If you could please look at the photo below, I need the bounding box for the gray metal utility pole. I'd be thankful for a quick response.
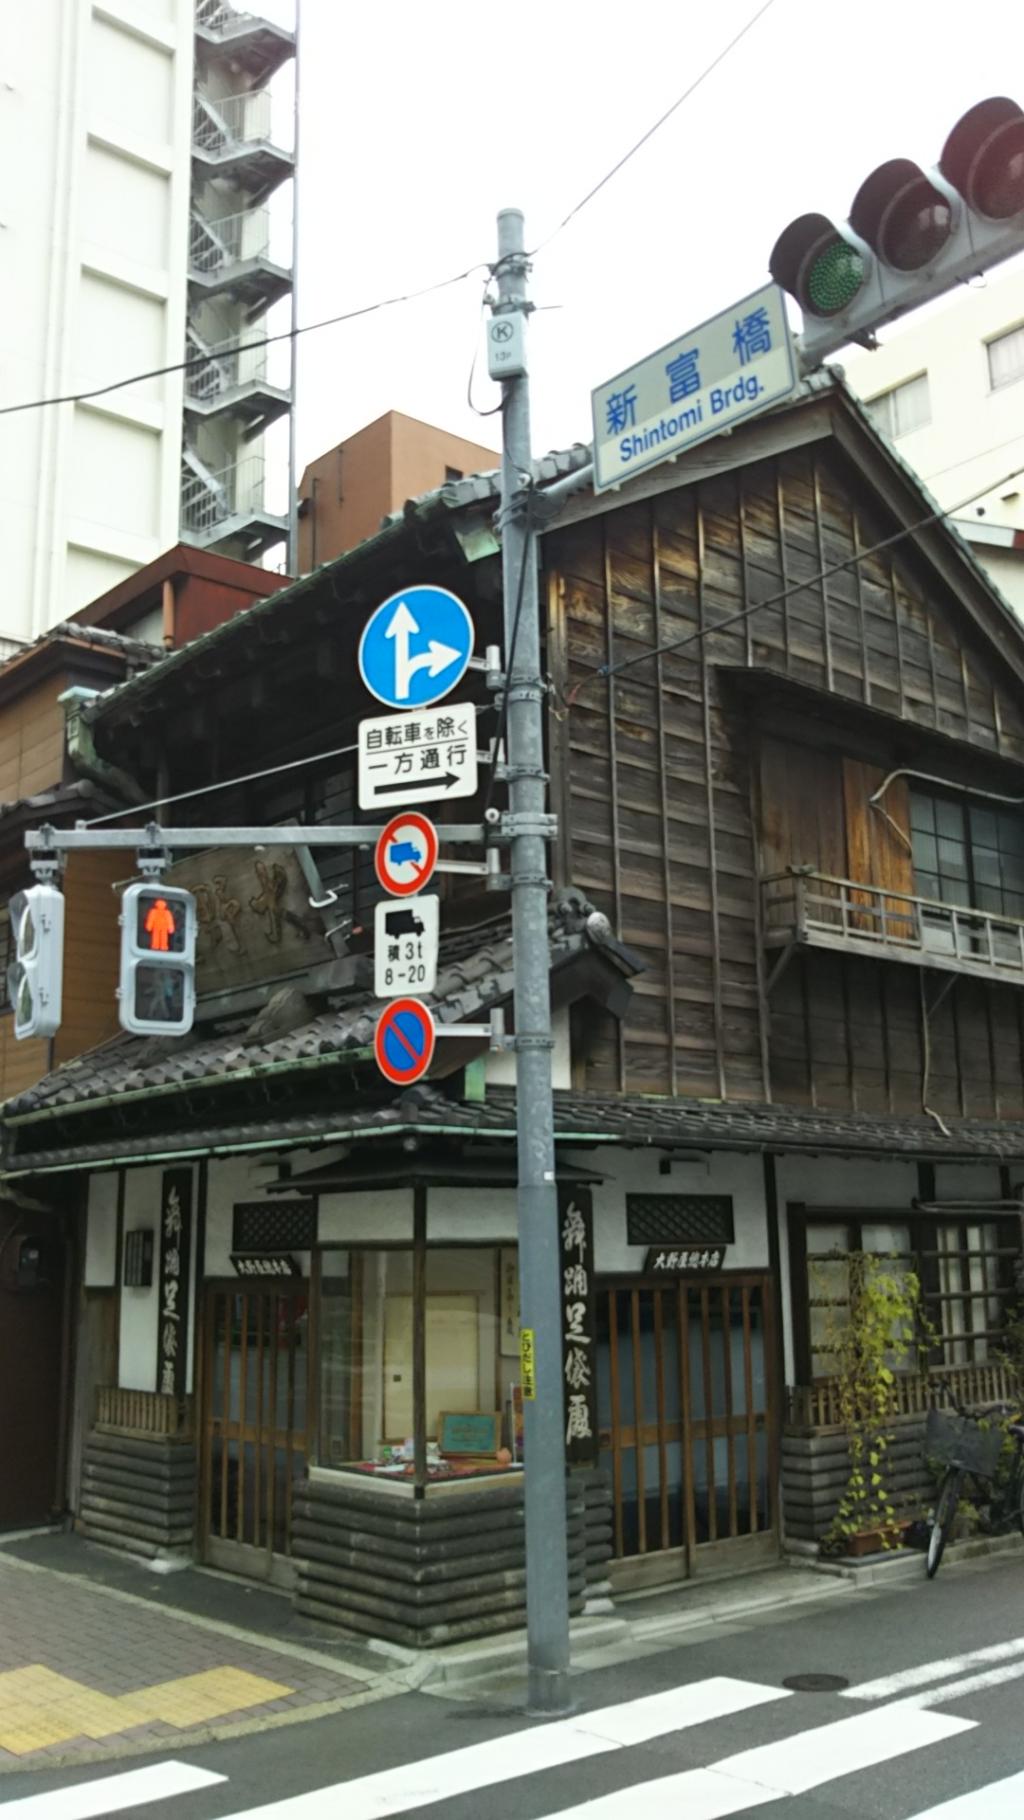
[493,207,571,1716]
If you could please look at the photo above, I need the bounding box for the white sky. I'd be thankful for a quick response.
[285,0,1024,475]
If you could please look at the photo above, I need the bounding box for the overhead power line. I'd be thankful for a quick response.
[0,260,489,419]
[3,3,776,422]
[86,703,500,827]
[530,0,777,257]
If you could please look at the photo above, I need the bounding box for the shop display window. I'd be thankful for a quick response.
[317,1246,521,1481]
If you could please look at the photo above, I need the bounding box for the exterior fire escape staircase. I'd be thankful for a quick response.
[192,91,293,201]
[183,0,294,560]
[194,0,295,84]
[181,445,286,561]
[184,322,291,438]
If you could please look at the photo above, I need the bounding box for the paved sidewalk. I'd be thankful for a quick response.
[0,1534,394,1773]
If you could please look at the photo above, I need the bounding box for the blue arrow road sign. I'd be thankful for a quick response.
[358,585,475,711]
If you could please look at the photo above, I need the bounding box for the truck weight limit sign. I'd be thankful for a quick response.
[374,895,439,997]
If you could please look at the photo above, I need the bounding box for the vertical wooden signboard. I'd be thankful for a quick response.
[156,1169,192,1399]
[560,1188,597,1464]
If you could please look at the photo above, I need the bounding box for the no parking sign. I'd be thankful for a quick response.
[373,997,435,1085]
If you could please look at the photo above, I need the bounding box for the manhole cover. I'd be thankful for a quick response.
[782,1673,850,1693]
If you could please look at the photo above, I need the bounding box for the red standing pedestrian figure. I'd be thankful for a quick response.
[144,896,176,952]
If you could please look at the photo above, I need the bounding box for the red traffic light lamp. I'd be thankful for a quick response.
[770,96,1024,369]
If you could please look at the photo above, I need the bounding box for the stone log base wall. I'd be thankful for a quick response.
[783,1412,934,1543]
[77,1429,196,1561]
[293,1469,613,1648]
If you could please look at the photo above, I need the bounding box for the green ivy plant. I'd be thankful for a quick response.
[813,1251,930,1555]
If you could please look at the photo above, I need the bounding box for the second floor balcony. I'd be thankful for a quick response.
[761,866,1024,988]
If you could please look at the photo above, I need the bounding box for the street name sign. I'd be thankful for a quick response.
[374,894,439,997]
[358,584,475,710]
[358,703,478,811]
[591,282,798,494]
[374,811,439,896]
[374,996,435,1085]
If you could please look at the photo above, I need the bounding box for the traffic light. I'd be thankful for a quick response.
[7,884,64,1040]
[770,96,1024,368]
[119,882,196,1036]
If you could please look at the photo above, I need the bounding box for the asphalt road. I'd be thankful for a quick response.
[7,1551,1024,1820]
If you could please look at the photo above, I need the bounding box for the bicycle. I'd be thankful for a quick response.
[925,1394,1024,1579]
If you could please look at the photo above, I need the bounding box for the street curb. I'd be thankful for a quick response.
[808,1528,1024,1586]
[411,1617,631,1689]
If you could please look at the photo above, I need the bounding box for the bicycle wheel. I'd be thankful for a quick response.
[927,1468,961,1578]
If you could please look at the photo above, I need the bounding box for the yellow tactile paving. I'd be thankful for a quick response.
[0,1664,294,1756]
[127,1667,294,1727]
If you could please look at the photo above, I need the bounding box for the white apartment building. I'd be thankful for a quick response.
[845,261,1024,613]
[0,0,294,653]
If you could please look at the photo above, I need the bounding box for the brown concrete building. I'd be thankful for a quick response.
[296,411,500,570]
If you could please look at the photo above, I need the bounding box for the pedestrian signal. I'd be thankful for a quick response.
[119,883,196,1035]
[8,884,64,1040]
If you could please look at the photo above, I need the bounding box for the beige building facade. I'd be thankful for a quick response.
[845,261,1024,611]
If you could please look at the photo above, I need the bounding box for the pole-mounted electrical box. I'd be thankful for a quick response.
[487,311,527,382]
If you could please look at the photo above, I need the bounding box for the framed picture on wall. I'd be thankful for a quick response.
[499,1248,519,1356]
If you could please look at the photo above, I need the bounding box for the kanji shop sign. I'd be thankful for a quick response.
[168,846,330,996]
[645,1245,727,1274]
[156,1170,192,1399]
[357,704,478,810]
[560,1190,597,1463]
[230,1253,300,1278]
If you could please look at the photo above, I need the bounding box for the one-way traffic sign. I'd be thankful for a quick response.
[358,704,478,810]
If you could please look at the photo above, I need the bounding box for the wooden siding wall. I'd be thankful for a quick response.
[549,447,1024,1113]
[760,743,914,900]
[0,679,66,803]
[54,851,124,1066]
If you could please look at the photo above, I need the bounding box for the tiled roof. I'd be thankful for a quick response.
[0,777,123,825]
[2,890,637,1120]
[7,1082,1024,1178]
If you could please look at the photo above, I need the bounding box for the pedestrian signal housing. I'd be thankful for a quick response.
[770,96,1024,366]
[8,884,64,1040]
[119,882,196,1036]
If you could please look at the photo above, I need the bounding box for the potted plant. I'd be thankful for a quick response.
[813,1250,929,1558]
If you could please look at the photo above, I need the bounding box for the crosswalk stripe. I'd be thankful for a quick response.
[901,1770,1024,1818]
[894,1657,1024,1710]
[844,1634,1024,1699]
[514,1706,975,1820]
[218,1676,789,1819]
[0,1760,226,1819]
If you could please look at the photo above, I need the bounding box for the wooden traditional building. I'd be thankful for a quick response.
[0,548,286,1532]
[5,375,1024,1629]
